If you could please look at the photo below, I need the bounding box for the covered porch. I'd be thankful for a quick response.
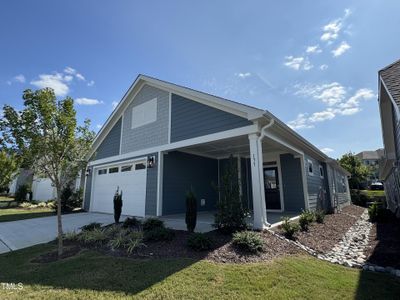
[159,130,308,229]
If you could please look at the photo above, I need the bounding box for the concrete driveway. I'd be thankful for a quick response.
[0,212,121,254]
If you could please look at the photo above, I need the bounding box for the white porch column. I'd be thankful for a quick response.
[248,133,269,229]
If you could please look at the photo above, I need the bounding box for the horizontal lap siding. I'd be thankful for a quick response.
[94,118,122,160]
[121,85,169,153]
[163,151,218,215]
[170,94,252,142]
[305,156,329,211]
[280,154,305,211]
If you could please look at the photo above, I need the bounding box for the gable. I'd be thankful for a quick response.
[170,93,252,142]
[92,117,122,160]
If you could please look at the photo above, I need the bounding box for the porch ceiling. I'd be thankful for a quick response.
[178,134,292,159]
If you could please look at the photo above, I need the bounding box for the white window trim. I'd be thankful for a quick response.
[319,165,324,179]
[131,98,158,129]
[307,159,314,176]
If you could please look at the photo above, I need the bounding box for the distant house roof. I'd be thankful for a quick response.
[380,59,400,107]
[356,149,384,160]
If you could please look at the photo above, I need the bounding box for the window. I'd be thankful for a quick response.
[135,163,146,170]
[98,169,107,175]
[131,98,157,129]
[121,165,132,172]
[319,165,324,179]
[109,167,119,173]
[307,159,313,175]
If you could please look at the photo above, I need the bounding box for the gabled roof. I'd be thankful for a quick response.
[356,149,384,160]
[379,59,400,107]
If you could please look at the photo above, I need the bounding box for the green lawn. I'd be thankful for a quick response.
[0,196,15,201]
[0,208,54,222]
[360,190,386,198]
[0,244,399,299]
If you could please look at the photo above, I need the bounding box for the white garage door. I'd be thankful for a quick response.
[91,159,147,217]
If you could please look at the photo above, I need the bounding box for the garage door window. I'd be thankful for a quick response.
[121,165,132,172]
[109,167,119,173]
[135,163,146,170]
[98,169,107,175]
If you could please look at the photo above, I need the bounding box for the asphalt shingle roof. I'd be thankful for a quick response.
[380,59,400,107]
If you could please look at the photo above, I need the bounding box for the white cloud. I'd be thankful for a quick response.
[235,72,251,78]
[64,75,73,82]
[31,73,70,96]
[284,56,313,71]
[76,73,85,81]
[64,66,76,75]
[14,74,26,83]
[87,80,95,87]
[306,45,322,54]
[96,124,103,129]
[320,9,351,42]
[320,64,328,70]
[112,101,119,109]
[320,147,334,154]
[332,41,351,57]
[289,83,375,129]
[75,97,103,105]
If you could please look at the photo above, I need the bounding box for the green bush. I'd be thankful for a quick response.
[113,189,122,223]
[143,218,164,231]
[185,189,197,233]
[314,210,325,223]
[232,231,263,253]
[214,156,248,233]
[144,227,175,241]
[281,217,299,240]
[123,217,142,229]
[78,228,108,246]
[299,210,314,231]
[126,231,145,254]
[187,233,213,251]
[15,184,30,202]
[80,222,102,231]
[108,229,130,250]
[368,202,390,222]
[64,231,80,241]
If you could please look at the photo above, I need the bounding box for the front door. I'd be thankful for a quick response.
[263,167,281,210]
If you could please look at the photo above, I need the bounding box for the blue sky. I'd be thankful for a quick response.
[1,1,399,158]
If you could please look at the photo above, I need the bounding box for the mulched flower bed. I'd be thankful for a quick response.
[365,215,400,269]
[274,205,365,253]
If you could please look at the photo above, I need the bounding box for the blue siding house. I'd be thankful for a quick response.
[83,75,351,229]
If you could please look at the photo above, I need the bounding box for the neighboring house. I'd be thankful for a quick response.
[378,59,400,217]
[355,149,384,188]
[84,75,351,229]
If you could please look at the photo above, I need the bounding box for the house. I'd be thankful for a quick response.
[84,75,351,229]
[378,59,400,217]
[355,149,384,188]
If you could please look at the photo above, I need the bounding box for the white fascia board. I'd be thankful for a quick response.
[88,124,259,166]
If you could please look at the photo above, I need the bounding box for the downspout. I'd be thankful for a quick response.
[256,118,275,227]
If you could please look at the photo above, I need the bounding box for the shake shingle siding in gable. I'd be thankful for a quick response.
[170,94,252,142]
[121,85,169,154]
[94,118,122,160]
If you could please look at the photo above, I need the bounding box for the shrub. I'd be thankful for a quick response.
[108,229,129,250]
[187,233,213,251]
[15,184,30,202]
[78,228,108,245]
[123,217,142,229]
[80,222,102,231]
[232,231,263,253]
[113,189,123,223]
[126,232,145,254]
[299,210,314,231]
[143,218,164,231]
[64,231,80,241]
[51,186,82,213]
[368,202,390,222]
[281,217,299,240]
[144,227,175,241]
[314,210,325,223]
[185,189,197,233]
[19,202,33,208]
[106,224,124,237]
[214,156,248,233]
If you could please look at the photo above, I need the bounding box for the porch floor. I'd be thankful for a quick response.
[160,210,300,232]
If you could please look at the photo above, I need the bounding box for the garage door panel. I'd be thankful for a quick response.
[91,161,147,217]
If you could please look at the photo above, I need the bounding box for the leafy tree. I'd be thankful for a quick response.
[338,152,371,190]
[0,88,95,256]
[0,150,19,191]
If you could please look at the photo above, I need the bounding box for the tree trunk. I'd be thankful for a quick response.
[56,187,63,257]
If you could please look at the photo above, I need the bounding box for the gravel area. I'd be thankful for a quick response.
[275,205,365,253]
[365,216,400,269]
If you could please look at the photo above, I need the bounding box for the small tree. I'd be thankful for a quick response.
[113,188,123,223]
[185,189,197,232]
[0,150,19,191]
[214,155,247,233]
[0,88,95,256]
[338,152,371,190]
